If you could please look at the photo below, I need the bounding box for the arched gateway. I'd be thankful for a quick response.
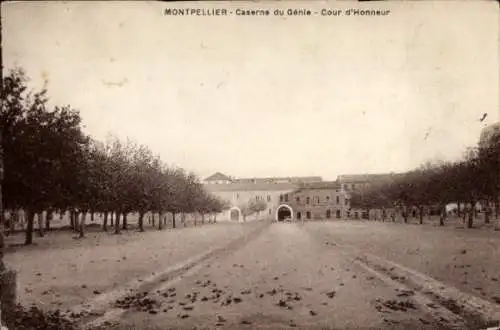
[228,207,242,222]
[275,204,294,222]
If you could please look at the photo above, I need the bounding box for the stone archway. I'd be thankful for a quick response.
[228,207,241,222]
[275,204,294,222]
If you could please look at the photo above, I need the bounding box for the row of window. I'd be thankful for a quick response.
[296,209,342,219]
[280,194,349,205]
[236,193,350,206]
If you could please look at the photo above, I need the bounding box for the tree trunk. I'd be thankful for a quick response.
[10,209,19,235]
[114,212,121,234]
[214,214,217,223]
[91,211,95,222]
[152,213,155,227]
[201,214,205,225]
[79,211,86,238]
[439,204,446,226]
[403,207,408,224]
[25,210,35,245]
[37,212,44,237]
[485,200,491,224]
[467,201,474,228]
[110,212,114,226]
[138,212,145,232]
[495,197,499,219]
[418,205,424,225]
[70,211,76,230]
[45,209,53,231]
[172,212,176,229]
[122,213,128,230]
[457,201,462,218]
[103,211,108,231]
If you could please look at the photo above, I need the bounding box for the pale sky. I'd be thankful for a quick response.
[3,1,499,181]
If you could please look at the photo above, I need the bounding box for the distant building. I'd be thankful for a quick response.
[203,172,399,222]
[203,174,323,222]
[479,122,500,150]
[336,173,404,219]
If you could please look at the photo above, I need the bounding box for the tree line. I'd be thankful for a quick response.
[1,68,230,245]
[350,130,500,228]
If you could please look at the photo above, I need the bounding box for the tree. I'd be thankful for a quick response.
[2,69,89,244]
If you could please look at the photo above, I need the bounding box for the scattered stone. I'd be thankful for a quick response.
[93,290,101,295]
[241,320,252,325]
[217,315,226,322]
[325,291,336,299]
[309,310,317,316]
[233,297,242,303]
[183,306,194,311]
[267,289,278,296]
[460,249,467,254]
[241,289,251,295]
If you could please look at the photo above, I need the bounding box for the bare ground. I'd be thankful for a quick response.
[3,220,263,312]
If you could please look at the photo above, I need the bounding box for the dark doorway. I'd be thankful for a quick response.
[297,212,301,220]
[306,211,311,219]
[336,210,341,218]
[326,210,331,219]
[277,206,292,222]
[230,209,240,221]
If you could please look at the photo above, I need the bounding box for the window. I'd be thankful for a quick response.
[336,210,341,218]
[326,210,331,218]
[313,196,320,205]
[284,194,289,202]
[269,209,272,215]
[306,211,311,219]
[297,212,301,220]
[345,198,349,206]
[351,184,355,190]
[236,193,239,199]
[355,212,359,219]
[256,196,259,201]
[326,196,330,201]
[280,194,283,202]
[267,195,271,202]
[306,197,310,205]
[296,196,300,203]
[336,196,340,204]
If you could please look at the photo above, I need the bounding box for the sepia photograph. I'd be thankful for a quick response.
[0,1,499,329]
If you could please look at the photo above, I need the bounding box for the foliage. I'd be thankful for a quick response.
[1,67,224,243]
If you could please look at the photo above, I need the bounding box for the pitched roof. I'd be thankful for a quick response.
[296,181,341,190]
[336,173,402,183]
[203,172,232,182]
[233,176,322,184]
[204,182,299,192]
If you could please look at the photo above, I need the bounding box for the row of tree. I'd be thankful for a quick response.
[350,129,500,228]
[1,68,230,245]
